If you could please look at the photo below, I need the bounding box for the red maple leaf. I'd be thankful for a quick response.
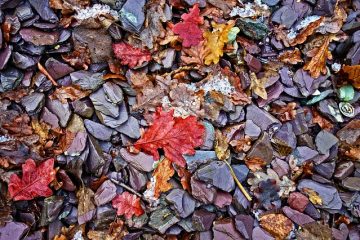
[112,42,151,68]
[134,107,205,167]
[8,158,56,201]
[173,4,204,47]
[112,192,144,219]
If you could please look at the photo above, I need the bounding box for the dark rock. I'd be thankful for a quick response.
[303,203,321,220]
[128,166,147,191]
[119,148,154,172]
[233,187,251,210]
[86,135,105,176]
[166,189,196,218]
[252,227,274,240]
[244,54,261,73]
[282,206,314,226]
[84,119,113,141]
[313,0,336,16]
[244,120,261,139]
[184,151,217,173]
[287,192,309,212]
[315,130,338,154]
[228,105,245,123]
[93,205,116,229]
[298,179,342,210]
[261,0,280,6]
[342,177,360,191]
[201,121,215,150]
[332,223,349,240]
[346,42,360,65]
[236,18,268,40]
[191,177,217,204]
[290,111,309,135]
[235,215,253,240]
[40,196,64,226]
[21,92,45,115]
[213,218,244,240]
[314,161,336,179]
[336,120,360,145]
[0,45,12,70]
[72,99,94,118]
[96,101,129,128]
[178,217,196,232]
[90,88,120,118]
[94,180,117,206]
[15,3,34,21]
[232,165,249,183]
[41,107,59,128]
[246,132,273,164]
[214,191,232,208]
[297,133,315,149]
[29,0,58,22]
[57,169,76,191]
[119,0,146,34]
[334,161,354,180]
[65,131,87,156]
[246,104,280,131]
[292,146,318,165]
[318,99,343,123]
[149,208,179,234]
[19,28,59,45]
[45,58,74,80]
[195,161,235,192]
[273,123,297,151]
[70,71,103,91]
[103,82,124,104]
[271,6,297,28]
[192,209,216,231]
[0,221,29,240]
[46,99,72,128]
[115,116,141,139]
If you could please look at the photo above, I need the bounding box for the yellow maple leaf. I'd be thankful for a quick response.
[204,21,234,65]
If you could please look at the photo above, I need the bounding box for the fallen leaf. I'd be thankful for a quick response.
[250,72,267,99]
[278,48,303,65]
[133,85,166,111]
[87,219,127,240]
[273,25,291,48]
[303,35,332,78]
[174,166,191,192]
[134,107,205,167]
[290,17,324,46]
[77,187,96,224]
[50,85,91,103]
[297,221,332,240]
[0,88,29,102]
[112,192,144,219]
[180,40,206,65]
[31,119,51,145]
[311,108,334,130]
[8,158,56,201]
[317,6,347,34]
[229,136,252,153]
[302,188,323,205]
[215,129,230,161]
[245,156,267,172]
[173,4,204,47]
[152,158,175,198]
[113,42,151,68]
[2,114,33,137]
[260,213,293,240]
[270,102,297,122]
[204,21,234,65]
[62,45,92,70]
[341,65,360,89]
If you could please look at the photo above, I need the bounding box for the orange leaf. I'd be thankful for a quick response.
[311,108,334,130]
[50,85,91,103]
[152,158,175,198]
[112,192,144,219]
[260,213,294,240]
[341,65,360,89]
[245,157,266,172]
[290,17,324,46]
[278,48,303,65]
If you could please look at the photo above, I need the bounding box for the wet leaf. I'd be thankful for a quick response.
[113,42,151,68]
[50,85,91,103]
[297,221,332,240]
[215,129,230,161]
[134,107,205,167]
[270,102,297,122]
[260,213,293,240]
[290,17,324,46]
[112,191,144,219]
[152,158,174,198]
[62,46,92,70]
[8,158,56,201]
[311,108,334,130]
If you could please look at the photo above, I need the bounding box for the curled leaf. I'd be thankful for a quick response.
[278,48,303,65]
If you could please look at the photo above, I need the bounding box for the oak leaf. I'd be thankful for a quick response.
[245,156,267,172]
[152,158,174,198]
[278,48,303,65]
[311,108,334,130]
[341,65,360,89]
[113,42,151,68]
[181,41,207,65]
[8,158,56,201]
[51,85,91,103]
[173,4,204,47]
[112,192,144,219]
[204,21,234,65]
[289,17,324,46]
[260,213,294,240]
[303,36,332,78]
[249,72,267,99]
[134,107,205,167]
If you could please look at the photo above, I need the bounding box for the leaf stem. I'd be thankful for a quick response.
[224,160,252,202]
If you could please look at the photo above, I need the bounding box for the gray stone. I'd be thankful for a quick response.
[90,88,119,118]
[84,119,113,141]
[86,135,105,177]
[342,177,360,191]
[128,166,147,191]
[72,99,94,118]
[115,116,140,139]
[244,120,261,139]
[334,161,354,180]
[232,165,249,183]
[94,180,117,206]
[292,146,318,165]
[252,227,275,240]
[246,104,280,131]
[46,99,72,128]
[166,189,196,218]
[45,58,74,79]
[149,208,179,234]
[282,206,314,226]
[213,218,243,240]
[119,0,145,34]
[315,130,339,155]
[201,121,215,150]
[41,107,59,128]
[191,177,216,204]
[184,151,217,173]
[70,71,103,91]
[0,222,29,240]
[96,101,128,128]
[21,92,45,115]
[119,148,154,172]
[103,82,123,104]
[192,209,216,231]
[235,214,254,239]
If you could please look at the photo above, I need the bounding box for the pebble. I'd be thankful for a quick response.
[84,119,113,141]
[119,148,154,172]
[166,189,196,218]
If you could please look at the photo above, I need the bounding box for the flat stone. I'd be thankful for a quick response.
[246,104,280,131]
[287,192,309,212]
[70,71,103,91]
[314,161,336,179]
[119,0,146,34]
[271,159,289,178]
[233,187,251,211]
[0,222,29,240]
[292,146,318,165]
[19,28,59,45]
[177,218,196,232]
[273,123,297,150]
[94,180,117,206]
[235,214,254,239]
[191,177,217,204]
[115,116,140,139]
[271,6,297,28]
[201,121,215,150]
[166,189,196,218]
[128,166,147,191]
[86,135,105,177]
[195,161,235,192]
[318,99,344,123]
[149,208,179,234]
[90,88,119,118]
[244,120,261,139]
[213,218,244,240]
[72,99,94,118]
[289,111,309,135]
[192,209,216,231]
[45,58,74,80]
[252,227,274,240]
[103,82,123,105]
[119,148,154,172]
[65,131,87,157]
[96,101,128,128]
[334,161,354,180]
[232,165,249,183]
[184,151,217,173]
[84,119,113,141]
[298,179,342,211]
[315,130,339,155]
[342,177,360,191]
[336,120,360,145]
[214,191,232,208]
[41,107,59,128]
[46,99,72,128]
[21,92,45,115]
[282,206,315,227]
[246,132,273,164]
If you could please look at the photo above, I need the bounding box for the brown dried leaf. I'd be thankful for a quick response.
[278,48,303,65]
[31,119,51,145]
[317,6,347,34]
[297,221,332,240]
[250,72,267,99]
[88,219,127,240]
[290,17,324,46]
[0,88,29,102]
[152,158,175,198]
[174,165,191,192]
[50,85,91,103]
[273,25,291,48]
[181,41,207,65]
[341,65,360,89]
[311,108,334,130]
[245,157,267,172]
[229,136,252,153]
[302,188,323,205]
[303,36,332,78]
[260,213,294,240]
[62,46,91,70]
[2,114,33,137]
[270,102,297,122]
[77,187,96,224]
[215,129,230,161]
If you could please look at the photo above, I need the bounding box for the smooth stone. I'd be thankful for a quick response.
[235,215,254,239]
[246,132,273,164]
[46,99,72,128]
[334,162,355,180]
[94,180,117,206]
[195,161,235,192]
[115,116,140,139]
[191,177,217,204]
[21,92,45,115]
[28,0,58,22]
[65,131,87,157]
[192,209,216,231]
[96,101,128,128]
[184,151,217,173]
[166,189,196,218]
[119,148,154,172]
[315,130,339,155]
[292,146,318,165]
[41,107,59,128]
[214,191,232,208]
[45,58,74,80]
[149,208,180,234]
[342,177,360,191]
[298,179,342,210]
[246,104,280,131]
[213,218,244,240]
[128,166,147,191]
[244,120,261,139]
[303,203,321,220]
[84,119,113,141]
[282,206,314,227]
[314,161,336,179]
[252,227,275,240]
[103,82,124,105]
[271,6,297,28]
[19,28,59,45]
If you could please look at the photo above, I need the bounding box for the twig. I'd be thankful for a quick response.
[38,62,58,86]
[224,160,252,202]
[111,179,147,200]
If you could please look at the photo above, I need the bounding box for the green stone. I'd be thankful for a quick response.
[305,90,332,105]
[228,27,240,42]
[338,85,355,102]
[236,19,268,40]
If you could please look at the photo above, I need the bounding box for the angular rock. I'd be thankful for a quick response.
[94,180,117,206]
[65,131,87,156]
[336,120,360,145]
[232,165,249,183]
[235,215,254,240]
[246,132,273,164]
[233,187,251,210]
[90,88,119,118]
[315,130,339,155]
[192,209,216,231]
[201,121,215,150]
[287,192,309,212]
[116,116,141,139]
[96,101,128,128]
[314,161,336,179]
[342,177,360,191]
[21,92,45,115]
[334,161,354,180]
[166,189,196,218]
[149,208,179,234]
[119,148,154,172]
[282,206,314,227]
[318,99,343,123]
[0,222,29,240]
[271,6,297,28]
[72,99,94,118]
[213,218,244,240]
[214,191,232,208]
[45,58,74,80]
[246,104,280,131]
[191,177,217,204]
[128,166,147,191]
[29,0,58,22]
[292,146,318,165]
[41,107,59,128]
[86,135,105,176]
[244,120,261,139]
[70,71,103,91]
[273,123,297,150]
[252,227,274,240]
[84,119,113,141]
[195,161,235,192]
[119,0,146,33]
[271,159,289,178]
[184,151,217,173]
[0,46,12,70]
[103,82,123,105]
[46,99,72,128]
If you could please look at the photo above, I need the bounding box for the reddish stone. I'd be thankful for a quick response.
[287,192,309,212]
